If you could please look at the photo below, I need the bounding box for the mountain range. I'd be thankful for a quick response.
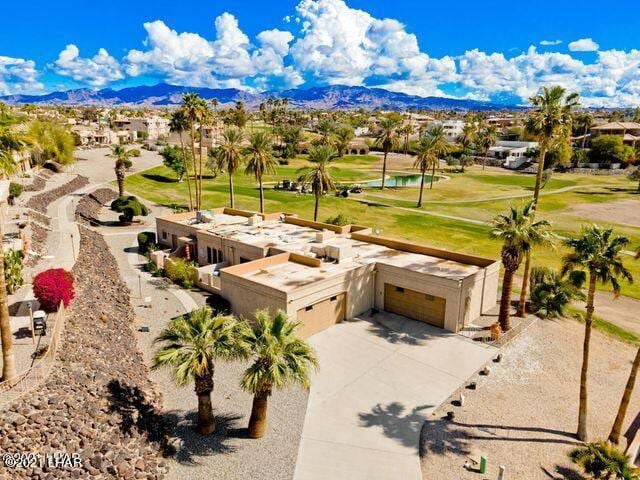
[0,83,516,111]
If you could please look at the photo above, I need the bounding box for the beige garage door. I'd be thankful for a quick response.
[384,284,446,328]
[296,293,346,339]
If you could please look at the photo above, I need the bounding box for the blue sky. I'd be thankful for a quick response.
[1,0,639,106]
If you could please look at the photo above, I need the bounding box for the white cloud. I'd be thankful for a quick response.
[540,39,562,46]
[53,44,124,87]
[568,38,599,52]
[0,55,44,96]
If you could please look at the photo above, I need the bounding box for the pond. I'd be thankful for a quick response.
[361,173,440,188]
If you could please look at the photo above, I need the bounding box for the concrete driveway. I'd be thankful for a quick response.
[294,313,497,480]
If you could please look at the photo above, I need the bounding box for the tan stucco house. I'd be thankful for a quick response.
[155,208,499,338]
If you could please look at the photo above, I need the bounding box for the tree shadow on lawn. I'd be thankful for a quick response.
[142,173,178,183]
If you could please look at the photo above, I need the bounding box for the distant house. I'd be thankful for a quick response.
[590,122,640,147]
[427,120,464,142]
[113,116,170,142]
[354,126,370,137]
[488,141,538,169]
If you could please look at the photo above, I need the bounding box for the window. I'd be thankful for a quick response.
[162,231,167,240]
[395,286,405,293]
[330,296,338,302]
[217,249,224,262]
[207,247,215,264]
[305,305,313,311]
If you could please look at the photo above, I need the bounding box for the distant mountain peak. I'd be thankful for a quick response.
[0,83,516,110]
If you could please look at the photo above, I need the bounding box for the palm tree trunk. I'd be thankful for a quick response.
[381,150,388,190]
[516,253,531,317]
[417,167,426,208]
[498,267,514,331]
[115,163,125,197]
[430,159,437,189]
[228,172,235,209]
[248,387,271,438]
[533,144,548,205]
[0,219,16,382]
[195,373,215,435]
[577,273,597,441]
[581,125,588,149]
[608,346,640,444]
[313,194,320,222]
[198,135,205,210]
[179,132,194,210]
[189,123,200,210]
[258,178,264,214]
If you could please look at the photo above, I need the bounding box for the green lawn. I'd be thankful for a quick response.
[124,160,640,299]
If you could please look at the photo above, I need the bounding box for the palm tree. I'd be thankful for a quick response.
[457,121,477,154]
[153,307,249,435]
[425,125,451,190]
[374,117,401,189]
[518,87,579,317]
[574,111,594,149]
[241,310,318,438]
[169,110,193,210]
[475,124,498,170]
[570,441,640,479]
[245,132,277,213]
[399,124,414,156]
[529,266,585,318]
[609,346,640,445]
[0,129,22,381]
[334,125,354,157]
[490,201,553,332]
[562,226,633,441]
[298,145,337,221]
[526,86,579,206]
[109,145,136,197]
[413,136,437,208]
[317,119,335,146]
[211,127,244,208]
[182,93,208,210]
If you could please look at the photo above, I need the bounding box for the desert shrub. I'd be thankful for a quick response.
[33,268,75,312]
[111,196,149,222]
[324,214,351,226]
[137,231,156,254]
[4,249,24,294]
[124,158,133,169]
[128,148,141,157]
[9,182,23,199]
[164,257,197,288]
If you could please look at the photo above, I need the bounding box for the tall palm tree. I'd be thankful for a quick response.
[298,145,337,221]
[609,346,640,445]
[317,119,335,146]
[374,117,401,189]
[475,124,498,170]
[574,111,594,149]
[153,307,249,435]
[245,132,277,213]
[0,129,22,381]
[182,93,208,210]
[517,87,579,317]
[413,136,437,208]
[211,127,245,208]
[399,124,414,156]
[562,226,633,441]
[424,124,451,190]
[109,145,136,197]
[169,109,193,210]
[334,125,354,157]
[490,200,553,332]
[457,121,477,154]
[241,310,318,438]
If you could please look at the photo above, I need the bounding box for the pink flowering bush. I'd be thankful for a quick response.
[33,268,75,312]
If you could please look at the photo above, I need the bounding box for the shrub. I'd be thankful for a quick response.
[137,232,157,255]
[33,268,75,312]
[164,258,197,288]
[530,267,585,318]
[9,182,23,199]
[111,196,149,222]
[4,249,24,294]
[128,148,141,157]
[124,158,133,169]
[324,214,351,226]
[570,441,639,479]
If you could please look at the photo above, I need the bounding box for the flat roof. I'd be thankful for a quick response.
[159,209,493,288]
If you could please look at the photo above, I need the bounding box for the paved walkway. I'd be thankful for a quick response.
[294,313,496,480]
